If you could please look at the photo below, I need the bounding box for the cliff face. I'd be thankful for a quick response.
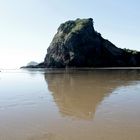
[44,18,140,68]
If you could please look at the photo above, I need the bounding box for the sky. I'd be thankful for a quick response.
[0,0,140,69]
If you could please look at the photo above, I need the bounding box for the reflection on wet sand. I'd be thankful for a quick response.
[44,69,140,120]
[29,132,65,140]
[1,69,140,140]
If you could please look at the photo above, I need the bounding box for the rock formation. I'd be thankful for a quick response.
[21,61,44,68]
[27,61,38,66]
[43,18,140,68]
[21,18,140,68]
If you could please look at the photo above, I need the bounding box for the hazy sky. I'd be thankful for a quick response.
[0,0,140,69]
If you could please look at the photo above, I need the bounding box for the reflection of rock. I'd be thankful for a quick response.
[29,132,65,140]
[44,70,140,120]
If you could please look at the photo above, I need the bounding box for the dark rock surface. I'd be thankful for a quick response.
[43,18,140,68]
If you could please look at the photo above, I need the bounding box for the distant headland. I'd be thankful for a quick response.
[21,18,140,68]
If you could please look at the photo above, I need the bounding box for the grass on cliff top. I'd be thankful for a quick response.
[123,48,139,55]
[58,18,92,35]
[71,18,92,33]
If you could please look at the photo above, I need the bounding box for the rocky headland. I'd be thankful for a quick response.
[21,61,44,68]
[22,18,140,68]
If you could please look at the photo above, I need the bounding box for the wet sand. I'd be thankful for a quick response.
[0,69,140,140]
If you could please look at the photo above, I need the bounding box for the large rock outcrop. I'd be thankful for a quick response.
[43,18,140,68]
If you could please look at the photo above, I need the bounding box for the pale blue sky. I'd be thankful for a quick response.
[0,0,140,68]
